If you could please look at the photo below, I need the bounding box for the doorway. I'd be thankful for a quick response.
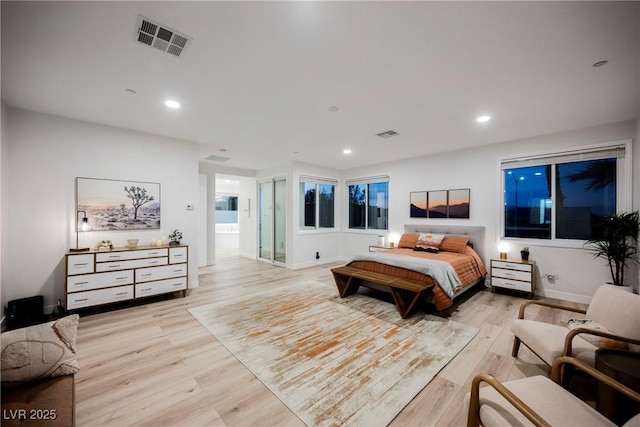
[258,178,286,264]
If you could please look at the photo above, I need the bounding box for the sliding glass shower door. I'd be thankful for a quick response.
[259,178,286,264]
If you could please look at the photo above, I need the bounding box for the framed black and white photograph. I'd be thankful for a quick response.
[447,188,470,218]
[410,191,427,218]
[76,177,161,231]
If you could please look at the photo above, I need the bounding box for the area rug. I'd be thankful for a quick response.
[188,281,477,427]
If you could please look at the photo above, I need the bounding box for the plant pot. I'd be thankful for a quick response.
[520,251,529,261]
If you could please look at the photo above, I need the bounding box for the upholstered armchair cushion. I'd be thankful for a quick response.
[585,285,640,351]
[511,320,598,366]
[463,375,615,427]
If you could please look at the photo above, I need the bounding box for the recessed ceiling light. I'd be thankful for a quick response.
[592,60,608,68]
[476,115,491,123]
[343,149,352,155]
[125,89,137,94]
[328,106,339,112]
[165,100,180,109]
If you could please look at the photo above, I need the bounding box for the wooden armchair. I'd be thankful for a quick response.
[511,285,640,367]
[465,356,640,427]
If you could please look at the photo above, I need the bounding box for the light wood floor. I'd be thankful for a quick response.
[75,253,587,427]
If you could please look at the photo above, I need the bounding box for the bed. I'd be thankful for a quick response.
[338,225,487,314]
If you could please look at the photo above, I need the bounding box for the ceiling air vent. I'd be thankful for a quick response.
[376,130,400,139]
[205,155,231,162]
[135,15,191,58]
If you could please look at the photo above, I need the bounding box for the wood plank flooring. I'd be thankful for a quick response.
[75,252,587,426]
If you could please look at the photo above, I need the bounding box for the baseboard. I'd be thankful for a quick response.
[189,279,200,289]
[239,251,256,260]
[290,256,343,270]
[535,289,593,305]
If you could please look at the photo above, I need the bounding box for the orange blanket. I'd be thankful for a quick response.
[348,246,486,311]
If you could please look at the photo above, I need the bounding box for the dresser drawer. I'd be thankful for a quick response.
[136,277,187,298]
[492,277,532,292]
[96,248,168,262]
[67,254,95,275]
[492,267,532,282]
[491,260,532,273]
[169,247,187,264]
[96,257,168,272]
[67,285,134,309]
[67,270,134,292]
[135,263,187,283]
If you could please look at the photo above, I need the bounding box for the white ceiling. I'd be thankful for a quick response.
[2,1,639,171]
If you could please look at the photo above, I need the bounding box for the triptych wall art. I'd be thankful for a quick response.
[76,177,161,231]
[410,188,470,219]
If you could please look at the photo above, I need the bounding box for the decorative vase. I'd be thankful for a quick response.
[520,251,529,261]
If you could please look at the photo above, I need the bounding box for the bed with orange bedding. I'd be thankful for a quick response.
[344,226,488,312]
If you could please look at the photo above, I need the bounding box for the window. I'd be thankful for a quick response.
[299,178,336,230]
[347,177,389,230]
[215,195,238,224]
[502,142,629,241]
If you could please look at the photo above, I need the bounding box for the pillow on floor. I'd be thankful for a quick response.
[567,319,629,350]
[1,314,80,383]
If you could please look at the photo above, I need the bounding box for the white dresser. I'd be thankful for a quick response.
[490,258,535,298]
[66,245,188,310]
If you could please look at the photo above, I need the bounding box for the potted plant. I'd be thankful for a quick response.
[520,246,530,261]
[168,229,183,245]
[584,211,640,287]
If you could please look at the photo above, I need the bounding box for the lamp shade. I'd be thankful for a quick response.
[497,242,511,253]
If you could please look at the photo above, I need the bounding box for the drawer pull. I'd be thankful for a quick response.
[74,298,89,302]
[116,292,128,296]
[141,288,151,292]
[149,252,159,255]
[116,276,128,280]
[173,283,182,287]
[173,269,183,273]
[174,254,184,258]
[73,263,88,267]
[109,264,121,269]
[148,261,159,265]
[108,255,120,259]
[75,281,89,285]
[141,273,152,277]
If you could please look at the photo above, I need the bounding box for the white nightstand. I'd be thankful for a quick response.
[490,258,536,298]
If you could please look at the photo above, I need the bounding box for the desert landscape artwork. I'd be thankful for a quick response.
[410,188,470,219]
[76,177,161,231]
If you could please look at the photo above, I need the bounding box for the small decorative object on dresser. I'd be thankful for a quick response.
[490,258,535,298]
[168,229,182,245]
[127,239,139,248]
[520,246,530,261]
[94,240,114,251]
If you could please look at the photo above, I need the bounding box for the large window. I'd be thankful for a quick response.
[347,178,389,230]
[502,143,629,241]
[299,178,336,230]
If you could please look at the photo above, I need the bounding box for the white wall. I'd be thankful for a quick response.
[343,120,637,303]
[4,108,201,313]
[1,103,8,318]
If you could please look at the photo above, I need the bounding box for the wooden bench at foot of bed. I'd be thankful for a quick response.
[331,266,435,319]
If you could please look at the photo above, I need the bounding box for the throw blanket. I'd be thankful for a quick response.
[351,252,462,298]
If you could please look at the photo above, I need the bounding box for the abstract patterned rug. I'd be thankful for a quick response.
[189,281,477,427]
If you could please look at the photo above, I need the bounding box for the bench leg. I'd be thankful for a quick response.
[332,273,362,298]
[390,288,430,319]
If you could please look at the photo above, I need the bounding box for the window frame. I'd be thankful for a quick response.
[345,176,390,233]
[298,176,337,233]
[498,140,632,248]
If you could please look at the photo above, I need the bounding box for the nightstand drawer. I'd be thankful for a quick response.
[492,277,532,292]
[492,267,532,282]
[492,260,532,273]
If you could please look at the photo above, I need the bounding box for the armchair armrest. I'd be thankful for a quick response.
[467,373,551,427]
[517,300,587,319]
[563,328,640,358]
[551,356,640,404]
